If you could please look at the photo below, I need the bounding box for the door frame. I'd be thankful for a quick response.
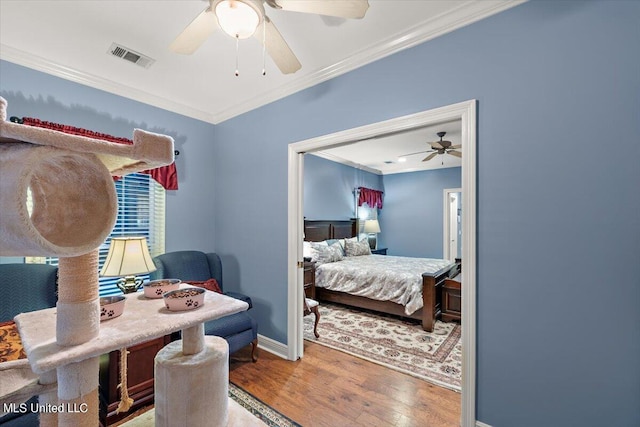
[287,99,477,427]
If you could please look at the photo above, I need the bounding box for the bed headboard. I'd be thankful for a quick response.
[304,219,357,242]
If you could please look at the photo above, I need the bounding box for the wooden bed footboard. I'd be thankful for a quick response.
[315,263,455,332]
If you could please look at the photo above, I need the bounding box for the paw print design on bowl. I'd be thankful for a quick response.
[99,296,126,321]
[163,288,205,312]
[143,279,181,299]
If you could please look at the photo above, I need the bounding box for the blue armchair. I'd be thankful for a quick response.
[150,251,258,362]
[0,263,58,427]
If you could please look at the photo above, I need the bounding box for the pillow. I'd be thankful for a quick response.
[345,239,372,257]
[188,278,222,293]
[311,242,344,264]
[305,240,327,262]
[0,321,27,362]
[303,241,313,258]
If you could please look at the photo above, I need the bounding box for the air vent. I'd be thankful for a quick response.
[108,43,155,69]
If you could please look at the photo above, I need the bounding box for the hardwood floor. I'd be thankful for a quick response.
[229,342,461,427]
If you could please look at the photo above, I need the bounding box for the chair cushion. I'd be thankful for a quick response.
[204,312,255,338]
[0,321,27,362]
[305,298,319,309]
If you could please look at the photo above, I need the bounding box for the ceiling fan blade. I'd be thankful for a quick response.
[268,0,369,19]
[448,150,462,158]
[422,152,438,162]
[254,16,302,74]
[169,8,218,54]
[401,150,430,157]
[450,144,462,149]
[431,141,444,149]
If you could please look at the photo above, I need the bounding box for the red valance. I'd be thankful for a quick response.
[358,187,384,209]
[20,117,178,190]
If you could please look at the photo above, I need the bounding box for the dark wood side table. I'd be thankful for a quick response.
[303,261,316,299]
[371,247,388,255]
[99,334,175,425]
[441,274,461,323]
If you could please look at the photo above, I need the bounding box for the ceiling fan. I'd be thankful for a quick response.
[169,0,370,75]
[402,132,462,162]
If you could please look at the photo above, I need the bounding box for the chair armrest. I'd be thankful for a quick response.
[224,291,252,309]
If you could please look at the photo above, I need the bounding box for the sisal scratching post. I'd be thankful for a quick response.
[55,250,101,426]
[57,251,101,346]
[155,336,229,427]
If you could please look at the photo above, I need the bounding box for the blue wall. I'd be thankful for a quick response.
[0,62,218,255]
[211,2,640,426]
[1,1,639,425]
[381,167,461,258]
[303,154,382,220]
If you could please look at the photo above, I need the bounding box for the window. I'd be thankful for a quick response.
[27,173,165,296]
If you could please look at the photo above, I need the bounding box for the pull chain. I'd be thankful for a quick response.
[235,34,239,77]
[262,19,266,76]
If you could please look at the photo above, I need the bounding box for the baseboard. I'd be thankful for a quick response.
[256,333,288,359]
[476,421,493,427]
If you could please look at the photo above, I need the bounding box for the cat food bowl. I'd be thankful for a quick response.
[163,288,206,311]
[100,296,126,321]
[143,278,181,299]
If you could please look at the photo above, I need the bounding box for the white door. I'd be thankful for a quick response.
[449,193,458,259]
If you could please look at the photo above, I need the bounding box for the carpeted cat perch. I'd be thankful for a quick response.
[0,97,259,427]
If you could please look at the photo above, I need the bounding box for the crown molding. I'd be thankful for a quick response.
[0,44,214,123]
[1,1,524,125]
[210,0,525,123]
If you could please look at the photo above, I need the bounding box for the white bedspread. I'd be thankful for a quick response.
[315,255,454,315]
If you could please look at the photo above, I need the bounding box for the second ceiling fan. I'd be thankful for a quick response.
[170,0,370,75]
[402,131,462,163]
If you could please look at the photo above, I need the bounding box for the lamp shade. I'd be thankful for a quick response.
[363,219,381,233]
[100,237,156,277]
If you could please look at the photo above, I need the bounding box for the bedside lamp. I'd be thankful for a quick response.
[100,236,156,294]
[363,219,381,250]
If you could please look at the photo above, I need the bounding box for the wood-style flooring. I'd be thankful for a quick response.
[229,341,461,427]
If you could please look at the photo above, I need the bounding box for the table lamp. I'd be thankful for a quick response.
[100,236,156,293]
[363,219,381,250]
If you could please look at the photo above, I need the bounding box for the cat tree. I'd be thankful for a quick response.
[0,97,263,426]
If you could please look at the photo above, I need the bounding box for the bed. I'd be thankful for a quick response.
[304,219,458,332]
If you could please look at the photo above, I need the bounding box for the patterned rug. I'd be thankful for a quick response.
[228,382,301,427]
[304,302,462,391]
[117,383,300,427]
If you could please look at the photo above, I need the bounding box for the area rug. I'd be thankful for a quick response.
[117,382,301,427]
[304,302,462,391]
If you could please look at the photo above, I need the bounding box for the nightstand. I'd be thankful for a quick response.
[441,274,461,323]
[303,261,316,299]
[371,247,388,255]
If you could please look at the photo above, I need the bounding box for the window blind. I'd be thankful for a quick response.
[26,173,166,296]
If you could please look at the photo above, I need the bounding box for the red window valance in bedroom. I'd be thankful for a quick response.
[358,187,384,209]
[18,117,179,190]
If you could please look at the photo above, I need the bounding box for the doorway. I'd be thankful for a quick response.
[287,99,477,427]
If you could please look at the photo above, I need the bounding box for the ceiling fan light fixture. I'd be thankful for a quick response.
[215,0,261,39]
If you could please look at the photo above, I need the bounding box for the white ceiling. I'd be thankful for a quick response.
[312,119,462,175]
[0,0,521,173]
